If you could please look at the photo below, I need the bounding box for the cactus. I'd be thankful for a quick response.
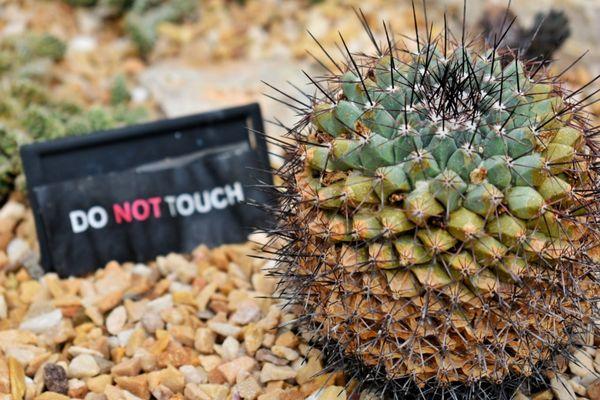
[0,33,148,203]
[267,11,599,400]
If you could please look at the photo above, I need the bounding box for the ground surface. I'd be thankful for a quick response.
[0,1,598,399]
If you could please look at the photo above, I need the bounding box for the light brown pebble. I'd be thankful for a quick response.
[185,383,229,400]
[570,378,587,396]
[243,324,264,355]
[194,328,216,354]
[199,355,222,372]
[103,384,122,400]
[255,349,287,366]
[148,365,185,393]
[217,356,257,384]
[271,345,299,361]
[111,357,141,377]
[106,306,127,335]
[570,349,595,378]
[114,375,150,400]
[235,376,262,400]
[230,300,262,325]
[274,331,299,348]
[260,363,296,383]
[552,374,577,400]
[217,336,240,361]
[86,374,113,393]
[84,393,106,400]
[34,393,70,400]
[69,354,100,379]
[531,390,553,400]
[296,357,323,385]
[179,365,208,385]
[308,386,347,400]
[588,379,600,400]
[208,321,242,338]
[68,378,88,398]
[150,385,174,400]
[141,312,164,334]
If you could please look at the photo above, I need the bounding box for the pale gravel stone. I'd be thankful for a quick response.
[259,363,296,383]
[570,349,596,378]
[552,374,577,400]
[179,365,208,385]
[19,309,62,333]
[106,305,127,335]
[69,354,101,379]
[207,321,242,337]
[0,295,6,319]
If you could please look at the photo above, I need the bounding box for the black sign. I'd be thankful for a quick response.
[21,103,272,277]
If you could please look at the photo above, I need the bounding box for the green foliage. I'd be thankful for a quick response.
[65,0,198,56]
[0,33,148,203]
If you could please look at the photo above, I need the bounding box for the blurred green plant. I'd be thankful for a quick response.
[0,33,148,203]
[65,0,198,56]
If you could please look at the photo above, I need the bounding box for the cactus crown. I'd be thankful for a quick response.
[268,9,599,399]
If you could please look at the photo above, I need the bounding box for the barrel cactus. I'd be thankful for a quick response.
[269,13,599,399]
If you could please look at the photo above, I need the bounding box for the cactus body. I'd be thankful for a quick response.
[270,17,599,399]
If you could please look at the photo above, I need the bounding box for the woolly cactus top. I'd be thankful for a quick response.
[271,22,599,399]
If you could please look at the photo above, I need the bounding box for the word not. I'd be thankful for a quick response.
[69,182,244,233]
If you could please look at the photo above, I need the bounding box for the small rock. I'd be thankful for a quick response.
[114,375,150,400]
[296,357,322,385]
[68,378,88,398]
[208,321,242,338]
[43,363,68,394]
[271,346,299,361]
[259,363,296,383]
[141,312,164,334]
[230,300,262,325]
[569,377,586,396]
[67,346,105,359]
[86,375,112,393]
[275,332,299,348]
[150,385,174,400]
[69,354,101,379]
[218,336,240,361]
[570,349,595,378]
[551,374,577,400]
[179,365,208,385]
[194,328,216,354]
[185,384,228,400]
[0,295,7,319]
[235,376,262,400]
[111,358,141,377]
[147,365,185,393]
[243,324,263,355]
[308,386,347,400]
[531,390,553,400]
[19,309,63,333]
[106,306,127,335]
[255,349,288,366]
[588,379,600,400]
[218,356,257,384]
[8,357,25,400]
[35,393,70,400]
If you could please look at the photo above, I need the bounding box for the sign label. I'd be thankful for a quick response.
[21,104,271,277]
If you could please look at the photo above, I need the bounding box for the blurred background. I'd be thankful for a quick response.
[0,0,599,201]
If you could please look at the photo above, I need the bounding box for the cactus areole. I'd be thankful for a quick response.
[267,11,600,399]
